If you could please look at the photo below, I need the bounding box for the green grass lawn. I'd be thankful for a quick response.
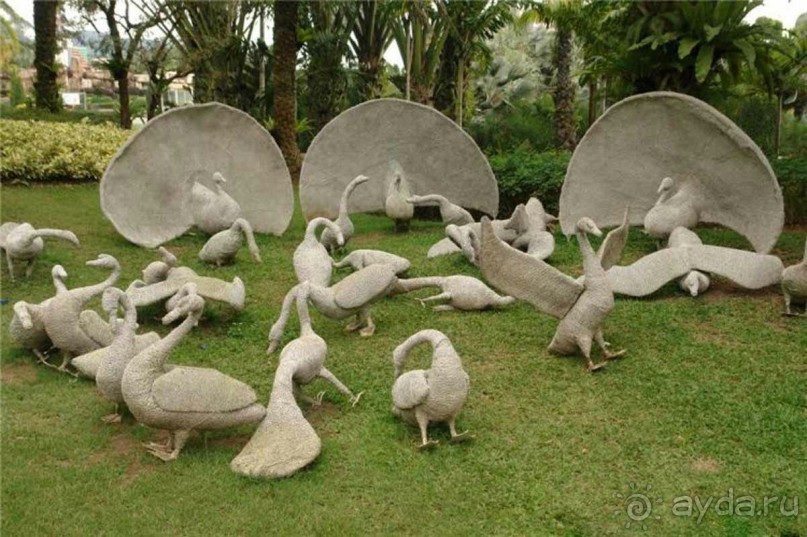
[1,184,805,536]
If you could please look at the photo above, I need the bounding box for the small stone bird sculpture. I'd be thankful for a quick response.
[391,330,470,449]
[198,218,262,266]
[0,222,79,281]
[320,174,370,252]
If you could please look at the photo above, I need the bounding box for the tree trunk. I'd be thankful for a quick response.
[552,25,577,151]
[117,75,132,129]
[456,60,464,127]
[33,0,61,112]
[272,0,301,181]
[775,92,782,158]
[587,79,596,128]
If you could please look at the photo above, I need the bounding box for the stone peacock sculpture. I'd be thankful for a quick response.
[122,284,265,461]
[781,237,807,316]
[333,249,411,275]
[294,217,344,287]
[385,167,414,231]
[320,175,370,252]
[42,255,122,371]
[188,172,242,234]
[198,218,262,266]
[0,222,79,281]
[231,282,361,478]
[267,264,399,353]
[479,217,628,372]
[643,176,702,241]
[391,330,470,449]
[395,275,515,312]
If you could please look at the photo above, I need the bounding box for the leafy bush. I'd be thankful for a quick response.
[772,157,807,224]
[0,119,129,182]
[780,114,807,158]
[0,105,118,125]
[489,150,571,217]
[468,99,557,154]
[711,95,778,157]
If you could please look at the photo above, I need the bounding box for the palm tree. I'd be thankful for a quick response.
[273,0,301,181]
[33,0,61,112]
[348,0,397,100]
[391,1,447,105]
[520,0,582,151]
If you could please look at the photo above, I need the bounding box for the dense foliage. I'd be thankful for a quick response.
[489,149,571,217]
[0,119,128,182]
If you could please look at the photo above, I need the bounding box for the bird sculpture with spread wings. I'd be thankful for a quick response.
[478,215,629,372]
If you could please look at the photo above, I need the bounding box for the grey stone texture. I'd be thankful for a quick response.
[320,175,370,252]
[0,222,79,281]
[395,275,515,312]
[333,249,411,275]
[101,103,293,248]
[667,227,710,296]
[782,238,807,315]
[391,330,470,448]
[426,208,521,260]
[142,247,178,284]
[300,99,498,221]
[605,238,785,298]
[126,265,246,311]
[121,284,266,461]
[232,282,360,478]
[558,92,784,253]
[42,255,122,371]
[407,194,474,226]
[479,218,626,372]
[506,200,556,260]
[385,167,415,225]
[267,265,399,353]
[187,172,242,234]
[294,218,343,287]
[198,218,262,266]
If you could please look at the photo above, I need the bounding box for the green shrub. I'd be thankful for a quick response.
[489,150,571,217]
[780,114,807,158]
[0,104,118,125]
[0,119,130,182]
[468,100,557,154]
[772,157,807,224]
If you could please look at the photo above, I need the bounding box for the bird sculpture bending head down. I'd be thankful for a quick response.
[391,330,470,449]
[320,174,370,252]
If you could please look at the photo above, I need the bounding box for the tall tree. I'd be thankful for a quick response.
[302,1,352,133]
[521,0,583,151]
[273,0,301,181]
[138,30,190,120]
[33,0,61,112]
[434,0,512,126]
[348,0,396,100]
[392,0,447,105]
[77,0,162,128]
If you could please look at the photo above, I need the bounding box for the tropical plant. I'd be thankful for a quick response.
[301,1,353,133]
[33,0,62,112]
[347,0,397,100]
[433,0,513,126]
[273,0,301,181]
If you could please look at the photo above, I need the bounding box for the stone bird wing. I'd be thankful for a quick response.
[333,264,397,310]
[478,219,583,319]
[392,370,430,411]
[153,366,258,413]
[597,207,630,270]
[607,246,783,297]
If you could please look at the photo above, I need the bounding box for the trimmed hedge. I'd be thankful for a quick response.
[491,149,806,225]
[0,119,130,182]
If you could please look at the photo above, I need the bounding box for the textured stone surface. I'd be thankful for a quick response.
[126,266,246,311]
[300,99,498,220]
[268,265,399,353]
[395,275,515,312]
[558,92,783,253]
[122,285,265,461]
[233,282,358,478]
[42,255,121,370]
[0,222,79,281]
[320,175,370,251]
[188,172,242,234]
[667,227,710,296]
[198,218,262,266]
[426,209,521,260]
[333,249,411,275]
[101,103,293,247]
[506,202,555,260]
[392,330,470,448]
[606,243,784,297]
[782,238,807,315]
[407,194,474,226]
[479,218,625,371]
[294,218,343,287]
[72,332,160,380]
